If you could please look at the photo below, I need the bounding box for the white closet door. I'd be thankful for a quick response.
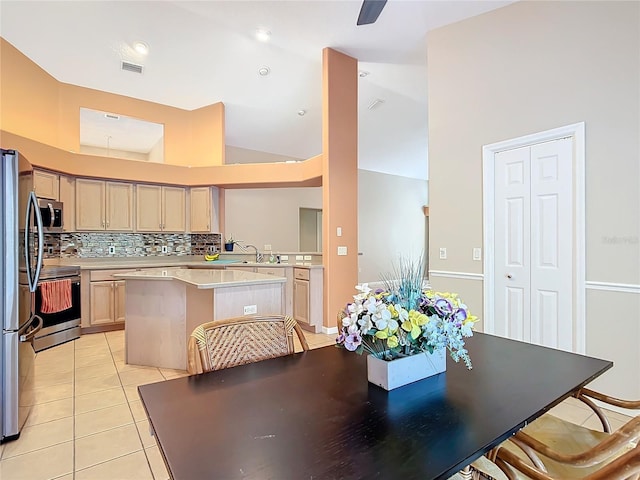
[493,138,573,350]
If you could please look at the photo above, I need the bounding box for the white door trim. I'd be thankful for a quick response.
[482,122,586,353]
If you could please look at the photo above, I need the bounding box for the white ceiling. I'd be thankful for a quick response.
[0,0,514,180]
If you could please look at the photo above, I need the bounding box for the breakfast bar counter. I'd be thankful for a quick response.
[116,268,286,370]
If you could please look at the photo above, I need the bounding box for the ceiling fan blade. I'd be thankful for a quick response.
[357,0,388,26]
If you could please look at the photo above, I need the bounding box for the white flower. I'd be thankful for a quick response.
[342,312,359,334]
[353,283,372,301]
[358,314,373,333]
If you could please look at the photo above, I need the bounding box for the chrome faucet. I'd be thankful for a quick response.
[245,244,263,263]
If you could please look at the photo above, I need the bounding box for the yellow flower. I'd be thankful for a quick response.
[387,304,398,318]
[375,329,389,339]
[387,335,399,348]
[401,310,428,340]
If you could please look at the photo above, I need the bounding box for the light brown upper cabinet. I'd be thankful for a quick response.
[76,179,134,231]
[190,187,220,233]
[33,170,59,200]
[136,184,185,232]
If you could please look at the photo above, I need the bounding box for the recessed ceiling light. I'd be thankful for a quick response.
[133,42,149,55]
[258,66,271,76]
[358,70,370,78]
[255,29,271,42]
[297,110,306,116]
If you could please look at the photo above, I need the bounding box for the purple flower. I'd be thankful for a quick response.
[344,332,362,352]
[453,308,467,325]
[434,298,453,316]
[336,333,346,345]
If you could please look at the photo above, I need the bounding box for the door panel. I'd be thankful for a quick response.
[494,146,531,341]
[530,139,573,350]
[106,182,134,231]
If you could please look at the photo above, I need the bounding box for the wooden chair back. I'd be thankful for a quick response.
[187,314,309,374]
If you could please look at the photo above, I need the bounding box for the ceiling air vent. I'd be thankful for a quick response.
[121,61,143,74]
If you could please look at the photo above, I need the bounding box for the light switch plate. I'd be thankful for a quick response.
[281,255,289,261]
[439,247,447,260]
[337,246,347,256]
[243,305,257,315]
[473,247,482,261]
[296,255,304,261]
[304,255,312,260]
[336,227,342,237]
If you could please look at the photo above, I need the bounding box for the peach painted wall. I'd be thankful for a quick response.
[0,39,59,146]
[2,130,322,188]
[0,37,223,167]
[322,48,358,329]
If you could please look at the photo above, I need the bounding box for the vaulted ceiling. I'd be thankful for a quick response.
[0,1,514,180]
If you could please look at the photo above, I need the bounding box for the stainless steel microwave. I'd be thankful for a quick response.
[36,198,63,232]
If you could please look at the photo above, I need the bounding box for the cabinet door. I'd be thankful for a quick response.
[136,184,162,232]
[90,281,115,325]
[293,279,310,326]
[190,187,211,232]
[114,280,126,323]
[106,182,134,231]
[58,175,75,232]
[162,186,186,232]
[76,179,106,231]
[33,170,59,200]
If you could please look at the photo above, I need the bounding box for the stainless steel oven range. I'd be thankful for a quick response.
[19,265,81,352]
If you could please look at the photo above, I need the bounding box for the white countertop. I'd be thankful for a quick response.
[46,256,324,270]
[113,267,287,289]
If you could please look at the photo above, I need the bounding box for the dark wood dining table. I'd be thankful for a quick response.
[138,332,612,480]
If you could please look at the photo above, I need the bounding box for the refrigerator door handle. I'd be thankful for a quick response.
[24,191,44,293]
[18,314,43,342]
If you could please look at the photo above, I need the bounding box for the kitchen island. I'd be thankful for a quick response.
[115,268,286,370]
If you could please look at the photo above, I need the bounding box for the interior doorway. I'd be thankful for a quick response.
[482,123,585,353]
[299,208,322,252]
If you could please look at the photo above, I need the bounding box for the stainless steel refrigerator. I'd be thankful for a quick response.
[1,149,44,442]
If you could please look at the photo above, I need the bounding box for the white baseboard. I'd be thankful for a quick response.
[321,326,338,335]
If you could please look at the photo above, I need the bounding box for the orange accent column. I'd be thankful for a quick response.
[322,48,358,329]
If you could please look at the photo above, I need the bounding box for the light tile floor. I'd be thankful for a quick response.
[0,329,336,480]
[0,330,632,479]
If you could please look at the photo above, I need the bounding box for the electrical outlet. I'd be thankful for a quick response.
[243,305,257,315]
[264,244,271,251]
[473,247,482,261]
[337,246,347,256]
[439,247,447,260]
[161,246,168,254]
[108,246,115,255]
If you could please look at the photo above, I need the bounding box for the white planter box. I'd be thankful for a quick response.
[367,349,446,390]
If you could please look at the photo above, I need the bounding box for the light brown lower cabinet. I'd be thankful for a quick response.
[90,280,126,325]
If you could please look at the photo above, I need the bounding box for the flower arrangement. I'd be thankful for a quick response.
[336,258,477,369]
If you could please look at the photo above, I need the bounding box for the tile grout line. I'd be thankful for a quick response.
[107,330,158,479]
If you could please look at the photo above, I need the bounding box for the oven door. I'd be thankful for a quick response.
[19,277,81,351]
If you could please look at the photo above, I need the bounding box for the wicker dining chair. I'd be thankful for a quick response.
[187,314,309,375]
[471,387,640,479]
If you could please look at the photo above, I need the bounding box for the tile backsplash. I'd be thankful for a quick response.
[43,233,221,258]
